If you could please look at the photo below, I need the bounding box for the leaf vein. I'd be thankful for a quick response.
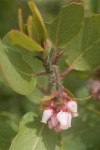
[32,125,44,150]
[70,38,100,67]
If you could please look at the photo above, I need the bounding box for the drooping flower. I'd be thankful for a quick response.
[48,115,59,129]
[65,100,79,117]
[57,111,72,129]
[48,119,53,129]
[51,115,59,127]
[54,124,62,132]
[41,90,79,132]
[88,78,100,99]
[41,108,54,123]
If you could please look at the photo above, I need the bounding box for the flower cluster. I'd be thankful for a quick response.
[41,91,79,132]
[88,78,100,100]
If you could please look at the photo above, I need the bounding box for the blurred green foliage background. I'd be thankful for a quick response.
[0,0,100,150]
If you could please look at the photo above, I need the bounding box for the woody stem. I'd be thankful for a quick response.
[60,66,73,77]
[43,56,54,95]
[51,65,63,100]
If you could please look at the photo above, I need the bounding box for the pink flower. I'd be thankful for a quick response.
[41,108,53,123]
[88,79,100,99]
[57,111,72,130]
[65,100,79,117]
[48,120,53,129]
[51,115,59,127]
[48,115,59,129]
[41,91,79,132]
[54,124,62,132]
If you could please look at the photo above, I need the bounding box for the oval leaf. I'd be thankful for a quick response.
[27,16,39,42]
[46,3,84,48]
[28,1,47,44]
[65,15,100,71]
[18,8,24,32]
[0,42,37,95]
[8,30,44,52]
[9,112,60,150]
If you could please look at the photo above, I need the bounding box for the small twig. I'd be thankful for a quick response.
[60,66,74,77]
[67,95,93,101]
[52,50,64,64]
[36,84,47,94]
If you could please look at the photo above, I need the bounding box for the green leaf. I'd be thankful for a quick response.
[90,0,100,14]
[65,15,100,71]
[46,3,84,48]
[8,30,44,52]
[27,88,44,104]
[18,8,24,32]
[18,9,28,34]
[27,75,48,104]
[27,16,38,42]
[0,41,37,95]
[2,34,44,69]
[9,112,60,150]
[0,112,17,150]
[28,1,47,44]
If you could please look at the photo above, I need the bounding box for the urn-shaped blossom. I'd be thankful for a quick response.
[41,108,53,123]
[54,124,62,132]
[48,115,59,129]
[65,100,79,117]
[57,111,72,129]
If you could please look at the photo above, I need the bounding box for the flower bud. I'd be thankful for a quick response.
[57,111,72,129]
[41,108,53,123]
[65,100,79,117]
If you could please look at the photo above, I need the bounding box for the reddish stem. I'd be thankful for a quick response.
[36,84,47,94]
[60,67,74,77]
[52,50,64,64]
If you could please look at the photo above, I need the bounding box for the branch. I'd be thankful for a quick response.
[36,84,47,94]
[51,65,63,99]
[47,74,54,95]
[52,50,64,64]
[60,66,74,77]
